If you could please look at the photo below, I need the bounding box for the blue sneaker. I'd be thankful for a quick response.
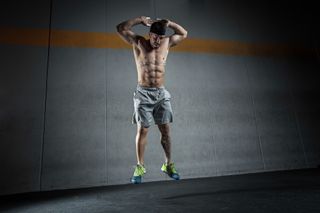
[161,162,180,180]
[131,164,146,184]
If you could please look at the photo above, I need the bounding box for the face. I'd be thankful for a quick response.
[149,32,165,49]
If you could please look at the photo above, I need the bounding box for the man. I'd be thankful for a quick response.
[116,16,187,184]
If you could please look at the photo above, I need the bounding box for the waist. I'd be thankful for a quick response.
[137,84,165,91]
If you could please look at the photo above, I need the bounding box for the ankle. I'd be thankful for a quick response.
[165,161,172,165]
[137,163,145,167]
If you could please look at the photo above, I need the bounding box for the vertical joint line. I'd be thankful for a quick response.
[105,0,108,185]
[40,0,53,191]
[289,88,308,167]
[153,0,157,19]
[244,62,266,170]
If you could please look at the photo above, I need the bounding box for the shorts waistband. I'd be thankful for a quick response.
[137,84,165,91]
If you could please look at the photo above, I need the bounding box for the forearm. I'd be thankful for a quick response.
[167,20,188,37]
[117,17,143,32]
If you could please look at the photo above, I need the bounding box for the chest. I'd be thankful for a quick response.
[134,40,169,60]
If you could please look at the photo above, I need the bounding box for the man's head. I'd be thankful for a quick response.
[150,21,166,35]
[149,21,166,48]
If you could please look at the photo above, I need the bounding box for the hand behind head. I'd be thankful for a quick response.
[141,16,154,27]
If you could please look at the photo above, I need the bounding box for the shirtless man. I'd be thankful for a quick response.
[116,16,187,184]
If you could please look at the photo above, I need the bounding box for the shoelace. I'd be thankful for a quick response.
[135,165,145,176]
[168,163,177,173]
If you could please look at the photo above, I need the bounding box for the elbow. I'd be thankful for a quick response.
[183,30,188,39]
[116,24,123,33]
[116,24,121,33]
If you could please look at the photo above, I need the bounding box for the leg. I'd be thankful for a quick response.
[158,123,171,164]
[136,125,149,165]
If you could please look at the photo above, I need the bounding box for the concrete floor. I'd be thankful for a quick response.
[1,169,320,213]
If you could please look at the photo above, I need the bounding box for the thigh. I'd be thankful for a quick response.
[153,97,173,125]
[132,89,154,128]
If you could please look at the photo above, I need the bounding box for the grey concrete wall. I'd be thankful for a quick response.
[0,0,51,196]
[1,0,319,195]
[41,0,107,191]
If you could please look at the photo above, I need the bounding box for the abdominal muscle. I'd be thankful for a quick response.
[137,62,165,88]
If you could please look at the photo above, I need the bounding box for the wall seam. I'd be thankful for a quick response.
[210,94,218,176]
[105,0,108,185]
[289,88,308,167]
[152,0,157,19]
[39,0,53,191]
[244,60,266,170]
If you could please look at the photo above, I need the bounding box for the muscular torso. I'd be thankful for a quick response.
[133,37,170,88]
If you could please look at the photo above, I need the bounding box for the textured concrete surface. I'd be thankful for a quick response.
[0,0,51,195]
[1,0,319,196]
[1,169,320,213]
[0,45,48,195]
[42,47,107,190]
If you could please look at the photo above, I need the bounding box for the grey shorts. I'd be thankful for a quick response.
[132,84,173,128]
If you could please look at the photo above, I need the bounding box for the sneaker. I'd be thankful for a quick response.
[161,162,180,180]
[131,164,146,184]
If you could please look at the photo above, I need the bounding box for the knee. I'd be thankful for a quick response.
[137,126,148,136]
[159,125,170,136]
[160,132,170,143]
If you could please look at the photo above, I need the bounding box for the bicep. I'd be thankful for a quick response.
[169,34,187,47]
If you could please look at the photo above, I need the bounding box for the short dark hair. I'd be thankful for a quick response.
[150,21,166,35]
